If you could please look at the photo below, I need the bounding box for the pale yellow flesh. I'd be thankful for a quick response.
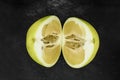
[63,47,85,65]
[63,21,86,65]
[43,45,61,64]
[41,20,61,64]
[63,21,85,36]
[42,20,61,36]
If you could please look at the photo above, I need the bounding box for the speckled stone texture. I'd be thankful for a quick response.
[0,0,119,80]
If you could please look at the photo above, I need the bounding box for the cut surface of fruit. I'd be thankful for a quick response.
[62,17,99,68]
[26,15,99,68]
[26,15,62,67]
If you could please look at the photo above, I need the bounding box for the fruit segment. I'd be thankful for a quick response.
[26,16,62,67]
[62,17,99,68]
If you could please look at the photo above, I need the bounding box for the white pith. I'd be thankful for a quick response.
[34,16,62,67]
[62,18,94,68]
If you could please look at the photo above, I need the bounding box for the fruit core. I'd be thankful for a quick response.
[65,34,85,50]
[41,33,58,48]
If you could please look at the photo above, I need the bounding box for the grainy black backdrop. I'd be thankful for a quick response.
[0,0,119,80]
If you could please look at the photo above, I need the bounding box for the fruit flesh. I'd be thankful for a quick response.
[63,21,86,65]
[41,20,61,64]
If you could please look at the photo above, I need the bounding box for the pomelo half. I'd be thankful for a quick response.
[26,16,62,67]
[62,17,99,68]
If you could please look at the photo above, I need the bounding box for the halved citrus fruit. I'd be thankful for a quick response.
[62,17,99,68]
[26,16,62,67]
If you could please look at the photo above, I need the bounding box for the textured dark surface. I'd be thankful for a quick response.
[0,0,120,80]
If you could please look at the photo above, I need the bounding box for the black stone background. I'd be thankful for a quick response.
[0,0,119,80]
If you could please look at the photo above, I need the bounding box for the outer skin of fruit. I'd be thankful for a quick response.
[75,17,99,68]
[26,16,51,67]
